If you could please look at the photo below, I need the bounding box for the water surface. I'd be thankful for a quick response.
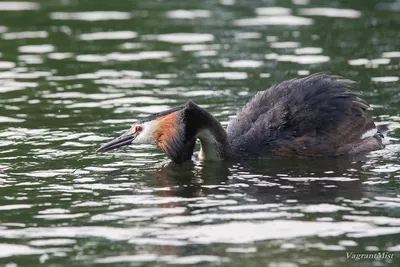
[0,0,399,266]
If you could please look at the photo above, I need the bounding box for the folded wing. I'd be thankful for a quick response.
[227,73,385,157]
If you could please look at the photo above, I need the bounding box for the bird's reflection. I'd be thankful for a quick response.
[156,160,232,197]
[124,155,376,258]
[155,155,372,202]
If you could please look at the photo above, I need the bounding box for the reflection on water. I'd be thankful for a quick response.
[0,0,399,266]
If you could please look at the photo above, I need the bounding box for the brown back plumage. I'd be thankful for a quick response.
[227,73,384,158]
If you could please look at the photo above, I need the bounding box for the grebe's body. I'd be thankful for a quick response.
[97,74,388,164]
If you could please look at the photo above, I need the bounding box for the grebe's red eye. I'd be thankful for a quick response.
[136,126,143,133]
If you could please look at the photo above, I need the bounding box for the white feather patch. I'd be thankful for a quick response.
[197,129,221,160]
[382,137,390,145]
[131,120,156,145]
[361,128,377,139]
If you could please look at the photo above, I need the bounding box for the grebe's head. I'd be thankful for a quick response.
[96,104,194,163]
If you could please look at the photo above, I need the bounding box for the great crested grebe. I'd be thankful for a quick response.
[97,74,389,164]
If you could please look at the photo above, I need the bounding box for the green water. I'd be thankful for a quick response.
[0,0,399,266]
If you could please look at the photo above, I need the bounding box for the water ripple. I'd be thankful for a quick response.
[0,1,39,11]
[234,15,313,26]
[50,11,132,21]
[152,33,214,43]
[255,7,291,16]
[299,8,361,18]
[2,31,48,40]
[79,31,137,41]
[0,1,398,266]
[166,9,210,19]
[18,44,54,53]
[196,72,248,79]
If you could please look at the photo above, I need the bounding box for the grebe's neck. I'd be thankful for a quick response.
[196,124,232,161]
[178,101,232,162]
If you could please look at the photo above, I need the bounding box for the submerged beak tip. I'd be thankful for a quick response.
[95,147,104,153]
[95,143,108,153]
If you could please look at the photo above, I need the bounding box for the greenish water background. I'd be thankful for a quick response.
[0,0,399,266]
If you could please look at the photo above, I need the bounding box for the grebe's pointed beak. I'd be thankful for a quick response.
[96,130,139,153]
